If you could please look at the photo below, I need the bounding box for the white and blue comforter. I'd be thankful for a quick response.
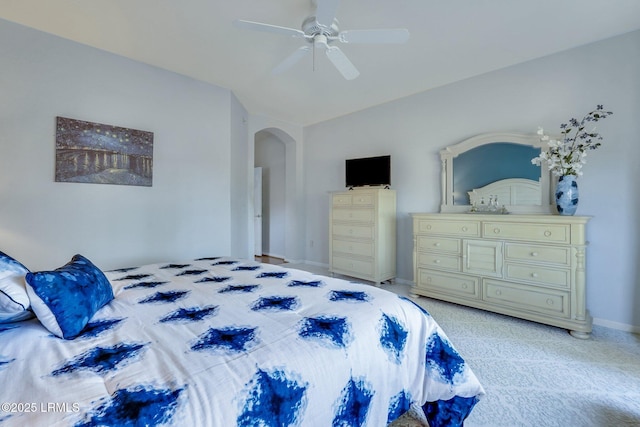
[0,257,484,426]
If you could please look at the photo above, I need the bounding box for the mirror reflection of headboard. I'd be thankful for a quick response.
[440,133,554,214]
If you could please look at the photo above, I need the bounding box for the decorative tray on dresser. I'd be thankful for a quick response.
[411,213,592,338]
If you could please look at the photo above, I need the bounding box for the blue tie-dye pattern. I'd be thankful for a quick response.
[251,296,299,312]
[379,314,408,364]
[191,326,258,353]
[107,267,139,273]
[400,296,432,317]
[218,284,259,294]
[234,266,261,271]
[425,332,466,384]
[0,358,14,370]
[159,306,218,323]
[76,318,125,339]
[124,281,168,290]
[256,271,289,279]
[176,269,208,276]
[114,273,152,281]
[299,316,351,348]
[288,279,323,287]
[196,276,231,283]
[332,377,374,427]
[25,254,114,339]
[75,386,183,427]
[196,256,221,261]
[160,263,191,269]
[0,324,19,334]
[52,343,145,376]
[238,368,308,427]
[329,290,371,303]
[139,290,190,304]
[423,395,480,427]
[387,390,412,424]
[213,260,238,265]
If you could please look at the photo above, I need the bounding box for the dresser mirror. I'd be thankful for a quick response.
[439,133,554,213]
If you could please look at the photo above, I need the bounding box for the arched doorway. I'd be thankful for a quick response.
[250,125,303,264]
[254,131,286,259]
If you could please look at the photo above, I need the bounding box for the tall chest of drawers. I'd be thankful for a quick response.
[411,213,592,338]
[330,189,396,284]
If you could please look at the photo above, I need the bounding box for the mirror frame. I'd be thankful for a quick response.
[439,132,554,214]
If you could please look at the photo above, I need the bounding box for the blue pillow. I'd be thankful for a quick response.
[25,254,114,339]
[0,250,34,323]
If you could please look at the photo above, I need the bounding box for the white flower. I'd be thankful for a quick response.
[531,106,612,177]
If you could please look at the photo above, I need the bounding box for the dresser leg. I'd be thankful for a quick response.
[569,330,591,339]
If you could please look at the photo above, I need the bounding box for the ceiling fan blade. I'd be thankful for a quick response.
[338,28,410,44]
[325,45,360,80]
[315,0,341,28]
[272,46,311,75]
[233,19,306,38]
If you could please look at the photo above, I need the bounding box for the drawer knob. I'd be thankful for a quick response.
[461,283,468,289]
[426,225,432,230]
[544,230,552,237]
[434,259,441,264]
[462,226,468,232]
[495,290,502,296]
[531,273,539,278]
[531,252,538,257]
[493,228,500,234]
[546,299,554,306]
[434,242,441,247]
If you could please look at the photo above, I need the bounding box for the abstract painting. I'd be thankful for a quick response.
[55,116,153,186]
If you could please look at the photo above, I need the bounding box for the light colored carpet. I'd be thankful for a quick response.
[284,263,640,427]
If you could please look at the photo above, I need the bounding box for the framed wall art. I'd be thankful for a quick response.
[55,116,153,187]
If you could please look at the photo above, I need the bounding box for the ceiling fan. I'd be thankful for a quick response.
[234,0,410,80]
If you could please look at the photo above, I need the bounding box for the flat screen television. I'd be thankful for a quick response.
[345,155,391,188]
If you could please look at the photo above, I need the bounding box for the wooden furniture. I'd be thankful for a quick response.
[411,213,592,338]
[330,188,396,284]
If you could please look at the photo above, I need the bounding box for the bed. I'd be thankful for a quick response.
[0,253,484,426]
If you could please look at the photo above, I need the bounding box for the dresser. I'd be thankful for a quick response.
[330,188,396,284]
[411,213,592,338]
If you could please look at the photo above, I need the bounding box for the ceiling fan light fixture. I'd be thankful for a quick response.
[235,0,409,80]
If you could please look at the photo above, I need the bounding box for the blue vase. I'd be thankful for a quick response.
[555,175,579,215]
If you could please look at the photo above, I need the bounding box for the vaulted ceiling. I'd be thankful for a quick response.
[2,0,640,125]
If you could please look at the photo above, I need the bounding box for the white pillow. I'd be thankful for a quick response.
[0,251,33,323]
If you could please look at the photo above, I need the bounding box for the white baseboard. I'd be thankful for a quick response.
[593,317,640,334]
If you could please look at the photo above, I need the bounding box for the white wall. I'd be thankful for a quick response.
[255,132,286,259]
[229,94,250,258]
[0,19,236,270]
[304,30,640,330]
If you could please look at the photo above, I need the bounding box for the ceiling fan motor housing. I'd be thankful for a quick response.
[302,16,339,39]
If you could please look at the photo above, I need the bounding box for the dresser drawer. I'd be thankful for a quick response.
[332,240,374,257]
[505,243,571,267]
[414,218,480,237]
[417,252,461,271]
[483,222,570,244]
[333,194,353,206]
[416,236,461,254]
[332,224,374,239]
[351,193,374,206]
[417,269,479,299]
[332,209,374,223]
[504,264,570,288]
[332,257,374,276]
[483,279,570,318]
